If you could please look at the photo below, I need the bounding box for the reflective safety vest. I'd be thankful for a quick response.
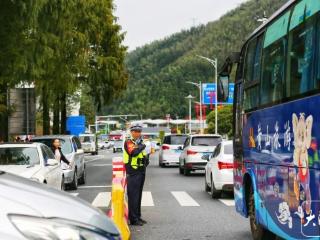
[123,140,147,170]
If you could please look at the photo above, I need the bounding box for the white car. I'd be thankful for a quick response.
[31,135,86,190]
[79,134,98,155]
[0,171,120,239]
[159,134,188,167]
[204,140,234,198]
[113,140,123,153]
[0,143,63,190]
[179,134,222,176]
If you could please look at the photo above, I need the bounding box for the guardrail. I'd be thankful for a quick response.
[108,157,130,240]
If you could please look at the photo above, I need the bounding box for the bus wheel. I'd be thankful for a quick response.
[249,185,276,240]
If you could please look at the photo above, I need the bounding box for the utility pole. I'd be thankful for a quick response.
[186,81,204,133]
[185,95,194,134]
[197,55,218,135]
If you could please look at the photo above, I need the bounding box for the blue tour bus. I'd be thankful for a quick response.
[218,0,320,239]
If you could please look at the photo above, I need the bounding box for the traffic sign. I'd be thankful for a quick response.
[202,83,234,105]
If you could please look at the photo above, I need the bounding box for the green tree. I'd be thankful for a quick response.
[105,0,287,118]
[0,0,44,140]
[206,106,233,137]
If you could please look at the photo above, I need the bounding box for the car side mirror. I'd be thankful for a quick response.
[201,155,210,161]
[218,75,230,102]
[47,158,59,166]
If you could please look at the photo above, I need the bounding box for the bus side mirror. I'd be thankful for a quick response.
[218,75,230,102]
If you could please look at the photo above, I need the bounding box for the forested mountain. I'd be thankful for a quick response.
[105,0,288,118]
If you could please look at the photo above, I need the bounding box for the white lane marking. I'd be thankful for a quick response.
[91,164,112,167]
[70,193,79,196]
[85,158,103,163]
[171,191,200,207]
[141,191,154,207]
[78,185,112,189]
[219,199,235,206]
[92,192,111,208]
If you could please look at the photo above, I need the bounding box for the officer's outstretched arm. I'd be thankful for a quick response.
[125,140,146,157]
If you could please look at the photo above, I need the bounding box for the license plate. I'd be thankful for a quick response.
[175,149,182,153]
[202,152,211,156]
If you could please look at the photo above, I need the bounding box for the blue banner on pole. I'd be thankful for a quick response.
[202,83,234,105]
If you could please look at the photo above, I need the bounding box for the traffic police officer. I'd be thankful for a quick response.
[124,123,149,226]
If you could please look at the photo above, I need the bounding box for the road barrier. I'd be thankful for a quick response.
[108,157,130,240]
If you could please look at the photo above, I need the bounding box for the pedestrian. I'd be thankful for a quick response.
[51,138,72,168]
[123,123,149,226]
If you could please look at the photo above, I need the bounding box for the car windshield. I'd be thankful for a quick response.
[191,137,221,146]
[164,135,187,145]
[80,136,94,143]
[0,147,40,165]
[224,144,233,155]
[31,138,73,155]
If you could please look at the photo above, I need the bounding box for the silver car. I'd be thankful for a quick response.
[0,143,63,190]
[31,135,86,190]
[0,171,120,240]
[179,134,222,176]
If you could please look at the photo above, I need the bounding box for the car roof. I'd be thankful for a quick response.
[32,135,74,140]
[190,134,222,138]
[0,142,42,148]
[166,134,188,137]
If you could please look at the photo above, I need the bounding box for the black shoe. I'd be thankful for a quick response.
[130,220,144,226]
[139,218,147,224]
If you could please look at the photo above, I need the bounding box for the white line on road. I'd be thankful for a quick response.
[171,191,200,207]
[219,199,235,206]
[70,193,79,196]
[91,164,112,167]
[85,158,102,163]
[141,191,154,207]
[92,192,111,208]
[78,185,112,189]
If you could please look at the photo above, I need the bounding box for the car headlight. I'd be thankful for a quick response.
[9,215,120,240]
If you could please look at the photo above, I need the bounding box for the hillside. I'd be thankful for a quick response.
[104,0,288,118]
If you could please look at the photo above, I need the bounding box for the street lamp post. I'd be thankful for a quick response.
[197,55,218,135]
[186,81,203,133]
[185,95,194,134]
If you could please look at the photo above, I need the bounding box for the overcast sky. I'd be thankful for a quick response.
[114,0,248,51]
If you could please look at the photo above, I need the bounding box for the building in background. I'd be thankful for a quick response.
[8,83,36,138]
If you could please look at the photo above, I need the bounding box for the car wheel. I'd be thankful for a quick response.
[183,163,190,176]
[205,172,210,192]
[70,169,78,190]
[61,175,66,191]
[210,176,221,199]
[179,164,184,174]
[249,184,276,240]
[79,166,86,185]
[113,149,116,153]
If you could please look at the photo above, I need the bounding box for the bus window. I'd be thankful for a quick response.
[243,35,263,110]
[244,41,255,83]
[287,15,317,97]
[261,38,286,105]
[244,35,263,83]
[261,12,289,105]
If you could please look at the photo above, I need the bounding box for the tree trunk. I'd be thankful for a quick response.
[42,84,50,135]
[52,94,60,134]
[0,84,8,141]
[60,92,67,134]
